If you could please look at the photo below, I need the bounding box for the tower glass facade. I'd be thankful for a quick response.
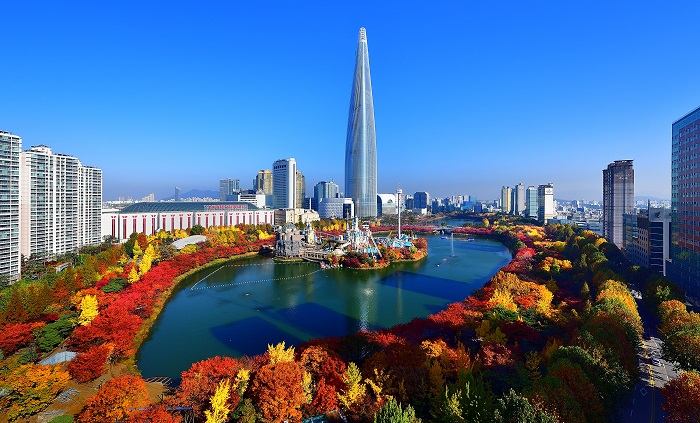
[602,160,634,248]
[669,106,700,297]
[345,27,377,218]
[273,158,296,209]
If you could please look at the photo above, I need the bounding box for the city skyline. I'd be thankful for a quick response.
[2,2,699,200]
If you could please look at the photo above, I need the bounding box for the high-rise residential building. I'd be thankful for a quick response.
[537,183,554,224]
[669,106,700,297]
[501,186,512,214]
[513,183,525,215]
[313,181,339,211]
[525,186,538,219]
[413,192,430,210]
[219,178,240,201]
[255,169,273,195]
[603,160,634,248]
[345,27,378,218]
[19,145,102,259]
[175,187,181,202]
[273,158,296,209]
[295,170,305,209]
[0,131,21,281]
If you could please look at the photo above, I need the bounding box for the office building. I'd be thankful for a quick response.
[255,169,273,195]
[501,186,512,214]
[0,131,21,281]
[273,158,296,209]
[175,187,181,202]
[626,208,671,276]
[219,178,240,201]
[413,192,430,210]
[513,183,525,215]
[603,160,634,248]
[20,145,102,258]
[318,197,354,219]
[669,106,700,297]
[345,27,378,218]
[525,186,538,219]
[296,170,305,209]
[537,183,554,224]
[313,181,339,211]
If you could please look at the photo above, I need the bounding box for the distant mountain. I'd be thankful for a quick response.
[162,189,219,201]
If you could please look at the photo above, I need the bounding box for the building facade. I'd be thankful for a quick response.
[19,145,102,259]
[102,202,275,240]
[525,186,538,219]
[273,158,296,210]
[669,106,700,297]
[513,183,525,215]
[0,131,21,281]
[602,160,634,248]
[255,170,273,195]
[219,178,240,201]
[295,170,306,209]
[501,186,512,214]
[313,181,339,211]
[345,27,378,218]
[537,183,554,224]
[413,192,430,210]
[318,197,354,219]
[626,208,671,276]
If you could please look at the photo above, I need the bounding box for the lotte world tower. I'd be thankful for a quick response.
[345,27,377,218]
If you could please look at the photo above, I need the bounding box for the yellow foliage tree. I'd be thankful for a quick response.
[267,341,295,364]
[128,266,139,284]
[78,295,99,326]
[338,362,366,410]
[139,244,155,275]
[489,289,518,312]
[132,241,142,258]
[302,371,313,404]
[234,368,250,397]
[204,379,231,423]
[0,363,70,421]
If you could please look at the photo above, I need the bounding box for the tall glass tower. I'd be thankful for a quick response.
[345,27,377,218]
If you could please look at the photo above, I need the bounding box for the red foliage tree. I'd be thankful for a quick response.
[660,370,700,423]
[68,344,111,383]
[174,356,242,417]
[478,342,514,368]
[78,375,150,423]
[308,377,339,415]
[131,404,183,423]
[0,322,44,355]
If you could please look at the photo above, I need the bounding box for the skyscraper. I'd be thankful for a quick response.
[273,158,296,209]
[603,160,634,248]
[20,145,102,258]
[525,186,538,219]
[501,186,512,213]
[513,183,525,215]
[255,169,273,195]
[413,192,430,210]
[669,106,700,297]
[537,183,554,224]
[296,170,306,208]
[0,131,21,281]
[219,178,240,201]
[345,27,378,218]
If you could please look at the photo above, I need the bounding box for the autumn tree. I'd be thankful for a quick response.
[0,362,70,421]
[78,294,98,326]
[139,244,156,275]
[660,370,700,423]
[174,356,242,418]
[373,398,420,423]
[493,389,557,423]
[78,375,150,423]
[67,344,111,383]
[251,360,305,422]
[205,379,231,423]
[338,362,367,410]
[3,289,28,324]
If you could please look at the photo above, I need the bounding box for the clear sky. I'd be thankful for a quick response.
[2,1,699,201]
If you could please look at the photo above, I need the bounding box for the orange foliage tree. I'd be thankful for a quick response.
[251,360,305,422]
[78,375,150,423]
[660,370,700,423]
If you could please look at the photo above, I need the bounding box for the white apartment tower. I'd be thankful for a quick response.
[0,131,22,280]
[513,183,526,215]
[20,145,102,258]
[273,158,297,209]
[537,183,554,224]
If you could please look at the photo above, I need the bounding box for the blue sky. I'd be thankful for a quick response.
[2,1,699,201]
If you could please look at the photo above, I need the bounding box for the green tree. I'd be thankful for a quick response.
[191,224,205,235]
[374,398,420,423]
[494,389,557,423]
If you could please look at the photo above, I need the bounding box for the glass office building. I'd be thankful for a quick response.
[345,27,378,218]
